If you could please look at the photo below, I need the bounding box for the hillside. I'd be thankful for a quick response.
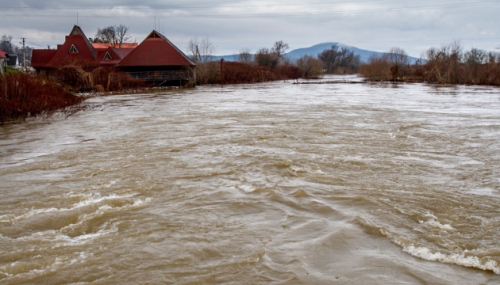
[214,42,420,63]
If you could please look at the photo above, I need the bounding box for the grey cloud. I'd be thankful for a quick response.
[0,0,498,57]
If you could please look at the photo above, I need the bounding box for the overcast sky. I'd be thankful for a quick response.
[0,0,498,57]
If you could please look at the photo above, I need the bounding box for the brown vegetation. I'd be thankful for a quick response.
[296,55,324,79]
[220,62,299,84]
[43,62,149,92]
[318,44,361,74]
[0,73,84,122]
[360,44,500,86]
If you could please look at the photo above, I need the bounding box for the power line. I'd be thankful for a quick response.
[27,41,44,47]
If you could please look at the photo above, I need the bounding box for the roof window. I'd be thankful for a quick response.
[103,52,113,61]
[69,44,79,54]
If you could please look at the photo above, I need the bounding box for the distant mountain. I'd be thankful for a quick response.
[285,42,379,62]
[214,42,419,64]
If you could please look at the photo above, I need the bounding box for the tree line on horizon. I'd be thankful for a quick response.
[186,38,362,84]
[187,37,500,86]
[360,42,500,86]
[235,42,361,79]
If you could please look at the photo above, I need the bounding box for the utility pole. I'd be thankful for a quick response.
[20,37,26,72]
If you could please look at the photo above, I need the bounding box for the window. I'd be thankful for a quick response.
[69,44,79,54]
[103,52,112,61]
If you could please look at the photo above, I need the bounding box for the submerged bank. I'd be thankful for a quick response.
[0,73,84,123]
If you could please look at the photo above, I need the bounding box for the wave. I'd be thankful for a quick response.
[403,245,500,275]
[355,214,500,275]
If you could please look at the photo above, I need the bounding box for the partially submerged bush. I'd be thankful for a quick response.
[296,55,324,79]
[213,61,299,84]
[43,65,149,92]
[52,65,94,91]
[359,56,392,81]
[360,44,500,86]
[0,73,84,122]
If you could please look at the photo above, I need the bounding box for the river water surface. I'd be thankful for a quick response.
[1,77,500,284]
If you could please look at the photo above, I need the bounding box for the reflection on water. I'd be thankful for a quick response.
[1,77,500,284]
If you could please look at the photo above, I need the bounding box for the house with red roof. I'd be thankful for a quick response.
[0,49,6,74]
[31,25,195,85]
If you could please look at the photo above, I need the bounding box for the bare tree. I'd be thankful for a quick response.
[383,47,409,80]
[254,40,290,68]
[187,37,217,84]
[0,35,15,53]
[187,37,215,64]
[271,40,289,63]
[116,24,131,48]
[95,26,116,44]
[238,48,253,64]
[254,48,278,68]
[318,44,360,74]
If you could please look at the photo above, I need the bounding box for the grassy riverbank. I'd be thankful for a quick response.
[0,73,85,123]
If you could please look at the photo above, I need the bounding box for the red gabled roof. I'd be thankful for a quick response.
[31,49,58,68]
[118,30,195,67]
[47,25,97,66]
[97,47,132,65]
[114,48,135,59]
[0,49,6,58]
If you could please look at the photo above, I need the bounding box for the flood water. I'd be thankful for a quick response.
[1,76,500,284]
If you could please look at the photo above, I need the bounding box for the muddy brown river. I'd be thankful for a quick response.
[1,76,500,284]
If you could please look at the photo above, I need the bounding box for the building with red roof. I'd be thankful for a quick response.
[31,25,195,85]
[0,49,5,74]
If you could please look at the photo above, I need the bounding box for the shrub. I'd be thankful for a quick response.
[296,55,324,79]
[0,73,84,122]
[359,56,392,81]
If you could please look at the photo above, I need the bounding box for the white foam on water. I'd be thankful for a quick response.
[3,192,143,224]
[290,165,308,173]
[72,192,138,208]
[54,225,119,247]
[403,245,500,275]
[14,220,118,246]
[468,187,494,196]
[237,184,256,193]
[0,251,93,281]
[380,227,499,275]
[419,218,455,231]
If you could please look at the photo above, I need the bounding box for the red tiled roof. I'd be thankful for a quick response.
[118,30,195,67]
[114,48,135,59]
[48,34,97,66]
[31,27,195,71]
[31,49,57,68]
[0,49,6,58]
[92,42,138,49]
[97,47,130,65]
